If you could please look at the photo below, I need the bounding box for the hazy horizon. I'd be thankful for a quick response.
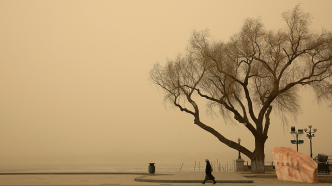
[1,0,332,172]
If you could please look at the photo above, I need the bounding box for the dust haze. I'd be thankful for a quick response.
[1,0,332,172]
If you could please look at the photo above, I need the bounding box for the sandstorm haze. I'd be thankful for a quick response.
[1,0,332,171]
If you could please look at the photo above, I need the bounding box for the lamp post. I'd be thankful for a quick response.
[236,138,244,172]
[304,125,317,158]
[237,138,241,159]
[290,126,304,152]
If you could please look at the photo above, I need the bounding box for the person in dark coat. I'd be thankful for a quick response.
[202,159,216,184]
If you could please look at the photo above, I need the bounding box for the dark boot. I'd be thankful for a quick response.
[202,180,206,184]
[213,180,216,184]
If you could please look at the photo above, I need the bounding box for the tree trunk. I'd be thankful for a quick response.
[251,137,266,173]
[251,157,265,173]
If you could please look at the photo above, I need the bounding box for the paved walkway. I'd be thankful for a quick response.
[134,172,252,183]
[0,172,331,186]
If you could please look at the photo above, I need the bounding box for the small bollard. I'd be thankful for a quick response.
[148,163,155,173]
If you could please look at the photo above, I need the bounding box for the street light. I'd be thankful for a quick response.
[237,138,241,159]
[304,125,317,158]
[290,126,304,152]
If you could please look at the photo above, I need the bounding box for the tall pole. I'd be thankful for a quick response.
[310,133,313,158]
[304,125,317,159]
[217,159,218,172]
[238,138,241,159]
[290,127,303,152]
[296,133,299,152]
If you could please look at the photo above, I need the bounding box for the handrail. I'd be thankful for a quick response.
[245,159,332,166]
[313,156,332,163]
[245,161,275,166]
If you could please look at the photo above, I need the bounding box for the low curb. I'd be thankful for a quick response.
[134,175,254,183]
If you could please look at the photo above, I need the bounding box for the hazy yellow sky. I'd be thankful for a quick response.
[1,0,332,169]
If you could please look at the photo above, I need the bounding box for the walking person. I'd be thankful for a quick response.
[202,159,216,184]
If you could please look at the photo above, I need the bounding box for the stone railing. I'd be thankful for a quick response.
[241,161,275,172]
[242,160,331,173]
[243,165,275,171]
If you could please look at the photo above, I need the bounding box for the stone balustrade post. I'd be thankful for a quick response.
[236,158,245,172]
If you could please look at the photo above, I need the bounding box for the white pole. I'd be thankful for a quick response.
[194,161,196,172]
[214,161,215,172]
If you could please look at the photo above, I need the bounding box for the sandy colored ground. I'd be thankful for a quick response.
[0,173,331,185]
[245,175,332,184]
[0,174,157,185]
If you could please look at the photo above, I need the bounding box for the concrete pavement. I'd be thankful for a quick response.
[134,172,252,183]
[0,172,331,186]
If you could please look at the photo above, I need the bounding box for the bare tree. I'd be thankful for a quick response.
[149,5,332,173]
